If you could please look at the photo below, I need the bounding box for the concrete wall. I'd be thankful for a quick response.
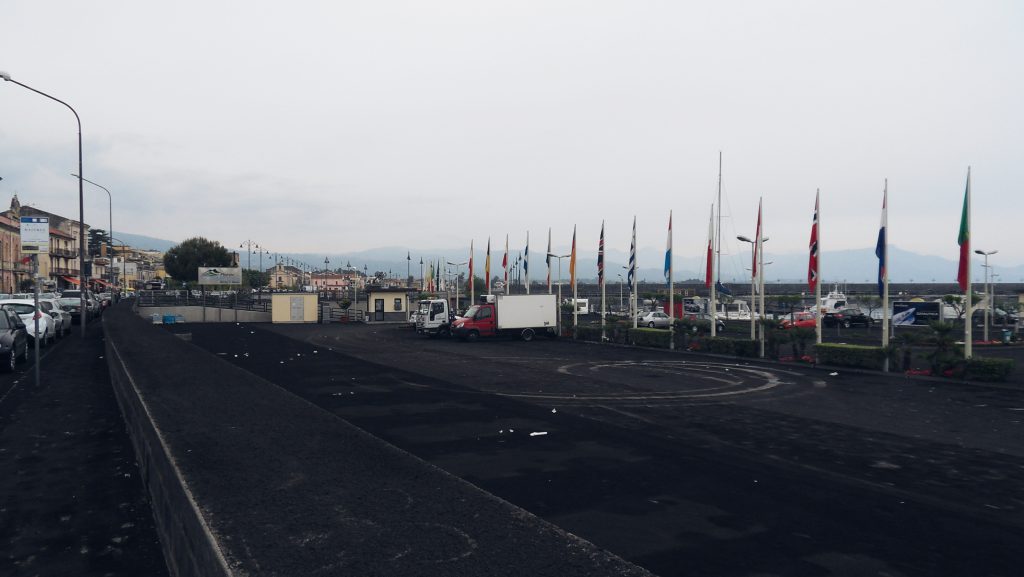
[270,293,317,323]
[137,306,271,323]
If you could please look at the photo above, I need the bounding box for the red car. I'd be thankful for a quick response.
[779,311,817,329]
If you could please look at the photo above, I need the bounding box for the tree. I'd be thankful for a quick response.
[88,229,111,256]
[163,237,233,283]
[859,295,882,318]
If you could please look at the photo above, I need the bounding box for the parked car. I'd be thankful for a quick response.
[637,311,672,328]
[0,300,56,346]
[0,308,29,371]
[779,310,817,329]
[823,308,873,328]
[39,299,73,337]
[60,290,100,320]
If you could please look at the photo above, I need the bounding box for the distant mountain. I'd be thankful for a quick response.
[112,232,177,252]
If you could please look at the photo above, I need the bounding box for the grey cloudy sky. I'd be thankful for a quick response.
[2,1,1021,277]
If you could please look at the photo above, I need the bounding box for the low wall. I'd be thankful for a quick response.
[102,306,651,577]
[137,306,271,323]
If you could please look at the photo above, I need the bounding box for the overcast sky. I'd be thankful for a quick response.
[2,1,1021,276]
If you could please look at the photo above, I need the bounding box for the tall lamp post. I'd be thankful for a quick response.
[447,260,467,313]
[738,235,769,349]
[323,257,330,297]
[239,240,258,291]
[109,236,129,295]
[72,174,114,290]
[548,253,570,336]
[975,249,997,342]
[2,71,88,335]
[617,273,624,313]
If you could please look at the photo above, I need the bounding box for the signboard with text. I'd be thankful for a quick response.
[20,217,49,254]
[198,266,243,286]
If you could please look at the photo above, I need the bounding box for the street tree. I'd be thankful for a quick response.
[163,237,233,283]
[88,229,111,256]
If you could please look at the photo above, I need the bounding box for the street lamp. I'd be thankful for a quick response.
[239,240,258,290]
[617,273,624,313]
[72,174,114,291]
[975,249,997,341]
[447,260,468,314]
[548,253,570,336]
[2,71,88,335]
[737,235,769,344]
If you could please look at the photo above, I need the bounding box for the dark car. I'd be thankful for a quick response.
[823,307,873,328]
[0,309,29,371]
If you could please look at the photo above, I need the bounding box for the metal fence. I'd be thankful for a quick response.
[136,290,271,312]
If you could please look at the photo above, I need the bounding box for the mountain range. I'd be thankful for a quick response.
[121,234,1024,285]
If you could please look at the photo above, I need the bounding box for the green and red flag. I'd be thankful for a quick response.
[957,169,970,292]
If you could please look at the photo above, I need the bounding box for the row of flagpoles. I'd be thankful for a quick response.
[422,168,975,361]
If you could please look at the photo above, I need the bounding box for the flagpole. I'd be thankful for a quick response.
[667,211,674,350]
[708,204,716,338]
[881,181,890,370]
[963,167,973,360]
[546,228,552,295]
[571,225,578,340]
[757,198,766,359]
[525,231,530,295]
[469,240,475,305]
[599,221,606,342]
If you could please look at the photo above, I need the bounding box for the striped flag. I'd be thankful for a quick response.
[485,238,491,293]
[523,232,529,293]
[809,191,820,292]
[957,169,971,292]
[627,217,636,291]
[546,228,552,293]
[597,221,605,287]
[875,187,887,297]
[569,226,577,288]
[705,204,714,288]
[664,211,672,286]
[753,199,762,279]
[503,235,509,288]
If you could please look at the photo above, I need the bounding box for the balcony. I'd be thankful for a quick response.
[50,247,78,258]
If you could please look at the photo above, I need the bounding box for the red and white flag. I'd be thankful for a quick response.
[808,191,819,292]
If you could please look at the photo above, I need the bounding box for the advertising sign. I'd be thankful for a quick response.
[20,217,49,254]
[197,266,242,286]
[893,301,942,325]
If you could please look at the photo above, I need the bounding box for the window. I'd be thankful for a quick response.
[477,307,492,320]
[394,298,402,311]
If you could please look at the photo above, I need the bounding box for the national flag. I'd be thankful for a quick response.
[664,211,672,286]
[627,217,636,292]
[569,226,577,288]
[715,280,732,296]
[503,235,509,288]
[597,221,605,287]
[809,190,819,292]
[875,186,887,297]
[753,199,762,279]
[957,169,970,292]
[545,228,552,292]
[485,238,491,293]
[705,204,714,288]
[524,232,529,292]
[468,240,474,292]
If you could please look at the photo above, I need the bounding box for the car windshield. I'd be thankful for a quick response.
[59,298,79,306]
[463,305,481,319]
[3,303,36,315]
[62,290,82,299]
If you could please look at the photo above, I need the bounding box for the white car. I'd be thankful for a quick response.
[637,311,672,328]
[39,298,73,337]
[0,299,56,346]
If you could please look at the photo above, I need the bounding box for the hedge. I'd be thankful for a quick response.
[627,328,671,348]
[815,343,887,370]
[963,357,1015,382]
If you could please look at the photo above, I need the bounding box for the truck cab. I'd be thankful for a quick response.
[415,299,453,337]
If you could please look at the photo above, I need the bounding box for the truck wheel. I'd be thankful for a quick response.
[466,330,479,342]
[439,325,451,338]
[521,328,535,342]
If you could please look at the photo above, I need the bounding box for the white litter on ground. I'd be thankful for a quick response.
[829,372,839,376]
[530,432,548,437]
[551,408,557,413]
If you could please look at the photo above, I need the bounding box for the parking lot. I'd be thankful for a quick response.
[180,321,1023,577]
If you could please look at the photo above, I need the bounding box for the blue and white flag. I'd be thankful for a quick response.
[875,187,887,297]
[664,211,672,287]
[523,232,529,293]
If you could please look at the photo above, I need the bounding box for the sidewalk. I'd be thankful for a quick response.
[0,315,168,576]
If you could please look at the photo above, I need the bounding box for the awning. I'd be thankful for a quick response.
[62,276,80,285]
[93,279,111,287]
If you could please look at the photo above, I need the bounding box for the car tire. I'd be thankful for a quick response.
[466,330,479,343]
[842,320,851,329]
[21,343,29,363]
[648,322,656,328]
[3,350,14,373]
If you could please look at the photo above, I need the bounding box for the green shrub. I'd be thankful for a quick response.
[963,357,1015,382]
[628,328,671,348]
[816,343,886,370]
[576,326,605,342]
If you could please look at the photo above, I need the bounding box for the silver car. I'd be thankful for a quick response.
[39,299,72,337]
[637,311,672,328]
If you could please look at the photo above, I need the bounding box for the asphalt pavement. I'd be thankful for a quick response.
[179,321,1023,577]
[0,312,168,577]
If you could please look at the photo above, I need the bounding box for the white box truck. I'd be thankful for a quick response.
[452,294,558,341]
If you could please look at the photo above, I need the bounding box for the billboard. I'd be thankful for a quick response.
[892,301,942,326]
[20,217,49,254]
[198,266,242,286]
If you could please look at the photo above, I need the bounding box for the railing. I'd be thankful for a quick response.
[136,290,272,312]
[49,248,77,258]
